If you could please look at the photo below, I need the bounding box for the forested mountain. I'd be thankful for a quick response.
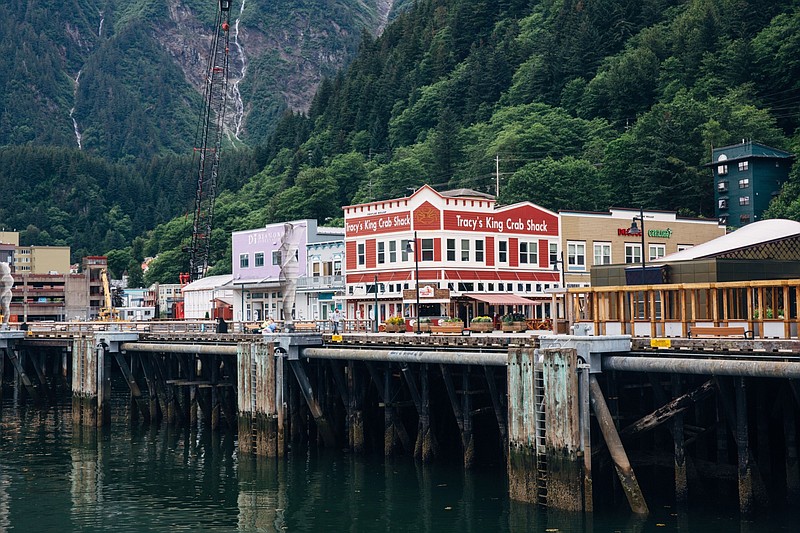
[3,0,800,284]
[137,0,796,283]
[0,0,392,159]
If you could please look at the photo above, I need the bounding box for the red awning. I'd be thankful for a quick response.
[463,293,540,305]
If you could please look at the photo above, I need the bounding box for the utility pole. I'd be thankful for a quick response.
[495,155,500,198]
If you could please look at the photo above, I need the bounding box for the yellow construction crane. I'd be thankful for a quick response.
[98,268,119,321]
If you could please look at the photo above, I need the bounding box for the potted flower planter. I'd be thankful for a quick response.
[502,321,527,332]
[470,322,494,333]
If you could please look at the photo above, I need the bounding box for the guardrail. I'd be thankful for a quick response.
[566,279,800,339]
[4,318,379,335]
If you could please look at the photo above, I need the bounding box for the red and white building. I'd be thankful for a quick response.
[342,185,562,324]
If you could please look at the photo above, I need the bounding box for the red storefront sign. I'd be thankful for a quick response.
[346,212,411,237]
[442,204,558,236]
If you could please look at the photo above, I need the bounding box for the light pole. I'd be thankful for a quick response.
[406,231,421,334]
[628,207,646,283]
[552,250,566,288]
[373,273,379,333]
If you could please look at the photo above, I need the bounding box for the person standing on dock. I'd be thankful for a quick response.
[332,308,342,334]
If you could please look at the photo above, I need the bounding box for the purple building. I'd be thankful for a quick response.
[231,219,344,322]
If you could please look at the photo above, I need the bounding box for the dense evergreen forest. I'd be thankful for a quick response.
[4,0,800,284]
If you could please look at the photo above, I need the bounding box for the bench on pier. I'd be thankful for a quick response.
[293,322,319,332]
[688,326,754,339]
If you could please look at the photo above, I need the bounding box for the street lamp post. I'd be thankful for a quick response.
[628,207,646,283]
[406,231,421,334]
[552,250,567,332]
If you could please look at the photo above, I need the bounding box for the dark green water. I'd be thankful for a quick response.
[1,397,798,532]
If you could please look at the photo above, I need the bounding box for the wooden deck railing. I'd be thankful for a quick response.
[565,279,800,339]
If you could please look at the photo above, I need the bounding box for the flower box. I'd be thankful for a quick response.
[384,323,405,333]
[430,323,464,335]
[502,321,527,333]
[469,322,494,333]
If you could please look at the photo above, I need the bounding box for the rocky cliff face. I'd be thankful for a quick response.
[1,0,394,159]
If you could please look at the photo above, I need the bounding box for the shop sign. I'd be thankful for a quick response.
[346,212,411,236]
[618,228,673,238]
[443,204,557,236]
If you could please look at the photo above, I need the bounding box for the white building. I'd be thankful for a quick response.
[182,274,233,319]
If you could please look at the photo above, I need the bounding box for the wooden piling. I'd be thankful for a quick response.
[672,375,688,505]
[540,347,584,512]
[507,347,537,504]
[237,342,279,456]
[735,377,753,516]
[784,388,800,502]
[71,338,96,427]
[347,360,364,453]
[589,375,649,515]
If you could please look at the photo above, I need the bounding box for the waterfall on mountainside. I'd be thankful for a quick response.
[230,0,247,141]
[70,70,83,150]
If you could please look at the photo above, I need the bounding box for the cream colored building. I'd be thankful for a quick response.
[0,231,20,245]
[559,208,726,287]
[14,246,70,274]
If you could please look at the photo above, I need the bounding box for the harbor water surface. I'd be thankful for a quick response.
[1,395,799,532]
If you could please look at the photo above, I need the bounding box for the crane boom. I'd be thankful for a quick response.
[188,0,232,282]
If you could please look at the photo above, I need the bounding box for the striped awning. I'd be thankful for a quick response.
[463,293,539,305]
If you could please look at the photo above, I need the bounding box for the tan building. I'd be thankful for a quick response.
[0,231,20,245]
[21,246,71,274]
[0,231,70,274]
[559,208,726,287]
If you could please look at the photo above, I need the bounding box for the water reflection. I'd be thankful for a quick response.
[1,397,799,532]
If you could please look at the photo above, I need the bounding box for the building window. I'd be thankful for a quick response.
[377,241,385,264]
[718,199,728,210]
[625,243,642,264]
[649,244,665,261]
[567,242,585,271]
[312,263,321,277]
[738,161,749,171]
[254,252,264,267]
[717,164,728,175]
[717,181,728,192]
[475,240,484,262]
[519,241,537,264]
[550,243,558,265]
[421,239,434,261]
[461,239,470,261]
[446,239,456,261]
[739,178,749,188]
[389,241,397,263]
[239,254,249,268]
[719,216,728,225]
[334,261,342,276]
[739,196,750,206]
[272,251,281,265]
[740,214,751,224]
[593,243,611,265]
[357,243,365,266]
[401,239,412,261]
[677,245,693,252]
[498,240,508,263]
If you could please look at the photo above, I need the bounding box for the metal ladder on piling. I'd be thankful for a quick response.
[533,364,548,505]
[250,351,258,449]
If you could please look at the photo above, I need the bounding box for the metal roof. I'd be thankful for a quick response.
[181,274,233,292]
[655,219,800,262]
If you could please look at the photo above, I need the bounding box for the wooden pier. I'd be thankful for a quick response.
[4,316,800,517]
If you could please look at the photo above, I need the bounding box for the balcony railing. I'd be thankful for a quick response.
[296,275,344,290]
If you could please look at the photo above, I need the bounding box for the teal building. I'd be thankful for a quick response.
[709,141,794,228]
